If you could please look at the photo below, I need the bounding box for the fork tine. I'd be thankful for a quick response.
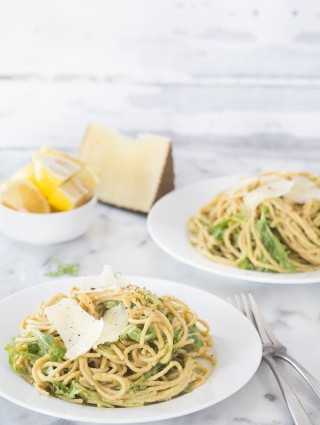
[248,293,283,346]
[229,294,274,347]
[240,293,255,323]
[247,293,273,345]
[228,295,243,313]
[235,294,270,346]
[226,296,233,308]
[234,294,244,313]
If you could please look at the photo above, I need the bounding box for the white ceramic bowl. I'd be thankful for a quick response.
[0,196,97,245]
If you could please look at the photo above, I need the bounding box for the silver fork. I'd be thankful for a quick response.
[248,294,320,399]
[229,293,314,425]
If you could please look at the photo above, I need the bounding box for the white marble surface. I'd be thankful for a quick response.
[1,1,320,422]
[0,148,320,425]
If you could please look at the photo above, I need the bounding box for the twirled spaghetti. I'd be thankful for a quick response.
[188,172,320,273]
[5,283,215,407]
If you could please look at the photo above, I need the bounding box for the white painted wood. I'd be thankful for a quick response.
[0,0,320,149]
[1,0,320,81]
[0,81,319,149]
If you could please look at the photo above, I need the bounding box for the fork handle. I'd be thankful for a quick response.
[274,352,320,399]
[263,354,314,425]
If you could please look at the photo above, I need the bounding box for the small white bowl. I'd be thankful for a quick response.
[0,196,97,245]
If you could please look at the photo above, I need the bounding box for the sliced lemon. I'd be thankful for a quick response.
[48,175,91,211]
[76,166,100,193]
[32,152,81,198]
[0,180,50,213]
[11,164,36,184]
[40,145,83,166]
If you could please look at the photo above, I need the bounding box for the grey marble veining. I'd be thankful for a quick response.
[0,148,320,425]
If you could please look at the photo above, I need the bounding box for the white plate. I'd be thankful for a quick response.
[148,176,320,284]
[0,276,261,423]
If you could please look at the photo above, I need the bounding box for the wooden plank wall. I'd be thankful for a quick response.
[0,0,319,156]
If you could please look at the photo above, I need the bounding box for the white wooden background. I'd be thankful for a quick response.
[1,0,320,154]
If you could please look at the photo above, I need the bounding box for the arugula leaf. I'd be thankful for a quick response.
[143,293,161,306]
[104,300,121,309]
[126,325,155,343]
[173,327,183,344]
[45,259,79,277]
[182,384,192,394]
[166,312,174,323]
[26,341,40,354]
[231,227,241,248]
[185,325,204,352]
[255,212,296,273]
[5,344,40,363]
[236,255,255,270]
[31,329,66,361]
[208,220,230,241]
[49,380,81,399]
[72,382,113,407]
[208,216,244,241]
[161,344,169,356]
[142,364,165,380]
[99,345,116,356]
[129,364,165,393]
[4,344,36,380]
[127,385,143,394]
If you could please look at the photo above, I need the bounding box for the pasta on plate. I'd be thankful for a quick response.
[188,172,320,274]
[5,268,215,407]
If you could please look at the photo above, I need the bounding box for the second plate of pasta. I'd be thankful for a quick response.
[148,175,320,284]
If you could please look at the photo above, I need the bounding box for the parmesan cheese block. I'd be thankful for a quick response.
[79,123,174,213]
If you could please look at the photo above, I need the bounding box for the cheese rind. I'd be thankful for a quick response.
[79,123,174,213]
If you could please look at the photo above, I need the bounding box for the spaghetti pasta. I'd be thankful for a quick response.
[188,172,320,273]
[5,283,215,407]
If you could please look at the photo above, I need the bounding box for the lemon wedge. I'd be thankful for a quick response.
[40,145,83,166]
[11,164,36,184]
[48,176,91,211]
[0,180,50,213]
[48,166,99,211]
[32,152,81,198]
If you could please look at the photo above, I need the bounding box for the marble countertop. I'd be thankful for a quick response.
[2,1,320,423]
[1,148,320,425]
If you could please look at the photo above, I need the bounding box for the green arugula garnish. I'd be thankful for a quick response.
[31,329,66,361]
[45,259,79,277]
[125,324,156,343]
[104,300,121,309]
[185,325,204,352]
[255,212,296,273]
[236,255,255,270]
[49,380,81,399]
[4,344,38,380]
